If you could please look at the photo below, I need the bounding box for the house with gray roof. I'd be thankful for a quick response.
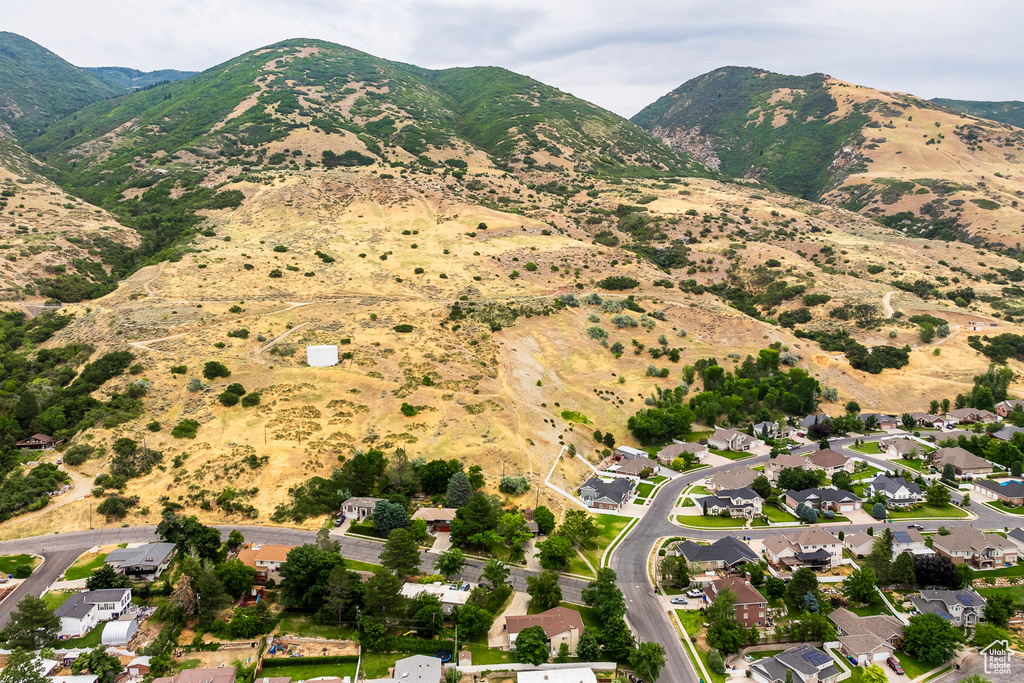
[698,488,763,519]
[673,536,759,572]
[973,478,1024,506]
[868,475,923,507]
[614,445,648,461]
[785,487,862,513]
[749,643,841,683]
[763,528,842,569]
[579,477,633,511]
[340,496,385,519]
[882,437,927,459]
[945,408,999,425]
[911,589,986,626]
[104,542,176,581]
[930,524,1018,568]
[799,414,832,430]
[753,421,793,439]
[55,589,131,638]
[828,607,903,666]
[1007,527,1024,554]
[891,528,931,559]
[992,424,1024,442]
[859,413,897,430]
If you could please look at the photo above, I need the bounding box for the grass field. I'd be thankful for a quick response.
[848,601,891,617]
[717,450,756,461]
[893,459,929,473]
[887,503,968,519]
[978,584,1024,601]
[636,483,655,498]
[62,626,103,649]
[261,661,359,680]
[64,552,108,581]
[986,500,1024,515]
[675,609,704,637]
[42,591,73,611]
[894,650,939,679]
[849,442,883,454]
[276,612,359,640]
[579,513,632,569]
[0,554,39,576]
[762,505,799,523]
[675,514,746,528]
[850,465,883,481]
[359,653,401,679]
[344,559,383,573]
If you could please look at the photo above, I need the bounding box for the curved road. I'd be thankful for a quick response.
[0,429,1015,682]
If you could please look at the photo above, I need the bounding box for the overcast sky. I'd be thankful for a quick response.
[6,0,1023,117]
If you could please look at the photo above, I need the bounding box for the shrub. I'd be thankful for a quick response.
[243,263,254,271]
[203,361,231,379]
[129,364,144,375]
[170,365,187,375]
[225,383,246,396]
[12,564,32,579]
[709,650,726,675]
[241,393,261,408]
[273,245,288,252]
[597,276,640,290]
[187,378,206,392]
[171,419,201,439]
[393,324,414,333]
[219,392,240,407]
[400,403,418,417]
[587,326,608,340]
[499,475,530,494]
[227,328,250,339]
[229,305,244,313]
[525,262,538,271]
[146,420,161,432]
[269,269,282,278]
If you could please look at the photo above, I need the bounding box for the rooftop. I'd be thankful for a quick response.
[104,542,176,569]
[806,449,848,468]
[506,606,585,638]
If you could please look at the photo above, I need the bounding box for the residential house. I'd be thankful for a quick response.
[859,414,898,430]
[763,528,842,569]
[844,532,876,557]
[828,607,903,665]
[411,507,459,532]
[518,670,597,683]
[868,475,923,507]
[785,488,862,513]
[236,544,293,584]
[911,589,986,627]
[799,414,832,432]
[882,437,926,459]
[14,433,62,450]
[1007,528,1024,555]
[995,399,1024,418]
[907,412,947,429]
[930,524,1018,568]
[973,478,1024,506]
[753,421,793,439]
[930,447,994,476]
[104,543,176,581]
[614,456,660,478]
[656,442,708,465]
[391,654,443,683]
[766,453,809,483]
[749,644,841,683]
[153,669,236,683]
[891,529,932,560]
[992,425,1024,442]
[698,488,764,518]
[806,449,854,478]
[614,445,648,461]
[127,657,151,677]
[579,477,633,511]
[708,428,763,452]
[707,465,760,491]
[703,577,768,627]
[55,589,132,638]
[340,496,385,519]
[400,582,470,614]
[673,536,759,572]
[945,408,999,425]
[506,606,585,657]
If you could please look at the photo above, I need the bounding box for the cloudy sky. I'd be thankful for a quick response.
[6,0,1023,117]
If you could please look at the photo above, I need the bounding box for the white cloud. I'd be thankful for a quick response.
[4,0,1022,117]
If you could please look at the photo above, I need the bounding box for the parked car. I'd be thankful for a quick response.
[886,656,904,675]
[670,597,687,605]
[907,524,924,531]
[686,588,704,598]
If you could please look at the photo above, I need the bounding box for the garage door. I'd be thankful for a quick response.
[872,651,889,662]
[840,504,853,512]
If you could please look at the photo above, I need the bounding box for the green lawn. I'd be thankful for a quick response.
[893,459,929,473]
[986,500,1024,515]
[850,466,883,481]
[276,612,359,640]
[974,563,1024,578]
[566,554,596,578]
[978,584,1024,601]
[675,610,704,637]
[849,442,883,454]
[751,518,769,527]
[64,552,108,581]
[62,626,103,649]
[459,640,515,665]
[260,662,359,680]
[894,650,940,679]
[344,559,383,573]
[579,513,632,569]
[887,503,968,519]
[0,554,39,576]
[685,430,714,443]
[347,522,385,538]
[649,475,668,484]
[636,483,655,498]
[694,643,726,683]
[848,601,891,617]
[675,514,747,528]
[716,450,756,461]
[751,465,765,472]
[42,592,73,611]
[687,485,711,495]
[762,505,799,523]
[359,653,401,679]
[680,498,695,507]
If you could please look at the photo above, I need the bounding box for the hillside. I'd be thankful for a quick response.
[0,32,117,140]
[933,98,1024,129]
[635,67,1024,247]
[84,66,197,92]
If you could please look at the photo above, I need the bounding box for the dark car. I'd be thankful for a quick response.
[907,524,924,531]
[887,656,904,674]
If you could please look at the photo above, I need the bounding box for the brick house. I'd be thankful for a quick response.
[703,577,768,627]
[930,524,1018,568]
[579,477,633,511]
[995,399,1024,417]
[973,478,1024,506]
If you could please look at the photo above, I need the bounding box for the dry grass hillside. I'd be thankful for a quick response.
[8,165,1024,539]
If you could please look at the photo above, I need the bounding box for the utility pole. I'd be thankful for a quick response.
[89,501,92,530]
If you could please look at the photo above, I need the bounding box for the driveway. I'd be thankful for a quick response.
[487,590,531,648]
[429,532,452,554]
[0,548,82,629]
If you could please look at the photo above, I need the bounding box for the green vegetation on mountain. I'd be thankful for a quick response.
[932,98,1024,129]
[84,66,197,92]
[632,66,868,198]
[0,32,117,139]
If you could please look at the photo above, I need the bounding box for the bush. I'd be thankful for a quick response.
[273,245,288,253]
[187,378,206,392]
[171,419,201,439]
[170,365,187,375]
[393,325,414,333]
[708,650,726,675]
[241,393,261,407]
[225,383,246,396]
[146,420,161,432]
[13,564,32,578]
[227,329,250,339]
[219,392,240,407]
[597,276,640,290]
[499,475,530,494]
[400,403,418,417]
[63,444,98,467]
[269,269,283,278]
[203,361,231,379]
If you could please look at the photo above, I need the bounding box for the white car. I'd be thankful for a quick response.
[686,588,704,598]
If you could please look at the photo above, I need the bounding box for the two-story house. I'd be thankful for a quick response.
[785,487,862,514]
[707,465,760,492]
[868,475,923,507]
[708,428,763,452]
[881,437,927,460]
[806,449,854,478]
[945,408,999,425]
[763,528,842,570]
[656,442,709,465]
[673,536,759,573]
[750,644,841,683]
[766,454,810,483]
[995,399,1024,418]
[752,421,794,439]
[55,588,132,638]
[698,488,763,519]
[704,577,768,627]
[828,607,903,665]
[578,477,633,511]
[911,589,986,626]
[930,524,1018,568]
[891,528,932,560]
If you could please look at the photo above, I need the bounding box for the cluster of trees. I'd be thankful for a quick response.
[534,509,597,570]
[855,528,974,592]
[794,329,909,374]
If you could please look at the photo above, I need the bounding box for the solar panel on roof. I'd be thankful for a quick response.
[957,592,978,606]
[893,531,912,543]
[802,650,831,666]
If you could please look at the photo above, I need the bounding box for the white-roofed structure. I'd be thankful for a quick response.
[517,669,598,683]
[399,582,470,613]
[51,677,98,683]
[101,619,138,646]
[307,345,339,367]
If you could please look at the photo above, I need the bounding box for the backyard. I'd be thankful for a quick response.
[276,612,359,641]
[893,459,930,474]
[762,505,799,523]
[259,661,359,681]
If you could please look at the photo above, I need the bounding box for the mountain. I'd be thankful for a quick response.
[932,98,1024,129]
[84,66,197,92]
[635,66,1024,247]
[0,31,118,140]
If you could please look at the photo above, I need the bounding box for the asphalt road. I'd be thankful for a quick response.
[0,547,81,629]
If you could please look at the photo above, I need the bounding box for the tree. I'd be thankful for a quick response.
[954,562,974,590]
[984,593,1015,629]
[514,625,550,665]
[279,544,343,610]
[419,458,457,495]
[537,534,574,569]
[451,603,494,638]
[842,566,878,604]
[227,529,245,550]
[555,642,570,663]
[941,463,956,483]
[482,557,510,588]
[778,467,824,492]
[446,471,473,508]
[182,555,231,625]
[902,413,916,431]
[889,551,917,586]
[380,528,422,580]
[533,506,556,535]
[871,502,887,519]
[203,360,231,379]
[85,563,132,590]
[630,641,667,681]
[973,622,1012,648]
[363,567,404,618]
[577,630,601,661]
[559,509,597,547]
[600,617,636,661]
[409,593,445,638]
[70,645,122,683]
[157,514,223,562]
[0,649,46,683]
[803,591,819,613]
[914,554,957,588]
[788,567,819,603]
[433,548,466,579]
[526,570,563,611]
[751,475,771,499]
[903,612,966,664]
[496,512,532,561]
[582,568,626,622]
[318,564,365,625]
[706,588,746,654]
[861,664,888,683]
[765,576,786,601]
[926,483,951,506]
[449,493,500,549]
[0,595,58,648]
[216,559,257,599]
[372,499,409,536]
[659,555,690,590]
[341,449,388,497]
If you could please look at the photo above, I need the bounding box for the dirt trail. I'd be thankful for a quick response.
[254,321,311,360]
[883,291,896,319]
[142,261,166,297]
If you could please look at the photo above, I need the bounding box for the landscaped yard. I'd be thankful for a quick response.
[893,459,929,473]
[687,485,711,495]
[579,513,632,569]
[894,650,940,679]
[62,626,103,649]
[260,661,359,681]
[636,483,655,498]
[649,475,668,484]
[459,641,515,665]
[986,500,1024,515]
[887,503,968,519]
[276,612,359,640]
[978,584,1024,601]
[716,450,755,461]
[850,465,883,481]
[675,609,704,637]
[762,505,799,523]
[675,514,746,528]
[359,653,401,679]
[64,551,108,581]
[42,591,73,611]
[847,601,892,617]
[694,644,726,683]
[0,554,39,576]
[680,498,695,507]
[974,563,1024,578]
[848,442,883,454]
[343,559,383,573]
